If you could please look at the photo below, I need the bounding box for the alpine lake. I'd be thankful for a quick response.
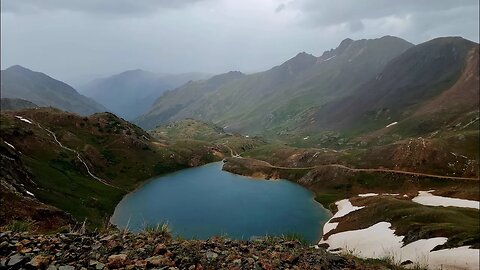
[111,162,331,244]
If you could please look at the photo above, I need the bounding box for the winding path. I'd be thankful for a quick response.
[222,144,241,158]
[35,122,115,187]
[230,156,480,181]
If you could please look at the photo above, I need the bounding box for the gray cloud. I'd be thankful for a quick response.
[348,20,364,32]
[1,0,210,15]
[1,0,478,86]
[275,3,286,13]
[287,0,478,27]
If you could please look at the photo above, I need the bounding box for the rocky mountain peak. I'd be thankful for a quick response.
[278,51,317,73]
[338,38,354,50]
[5,65,33,74]
[318,38,354,61]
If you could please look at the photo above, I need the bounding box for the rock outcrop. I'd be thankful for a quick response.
[0,231,387,269]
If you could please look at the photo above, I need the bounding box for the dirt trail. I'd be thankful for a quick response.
[35,122,115,187]
[222,144,240,157]
[232,157,480,181]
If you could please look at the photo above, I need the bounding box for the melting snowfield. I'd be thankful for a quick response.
[413,191,480,210]
[321,199,364,235]
[320,196,480,270]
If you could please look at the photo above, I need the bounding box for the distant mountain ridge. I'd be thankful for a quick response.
[0,98,38,111]
[303,37,479,135]
[1,65,106,115]
[79,70,211,120]
[135,71,246,129]
[136,36,414,132]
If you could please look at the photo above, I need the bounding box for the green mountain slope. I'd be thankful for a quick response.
[137,36,413,133]
[149,118,267,154]
[0,98,38,111]
[308,37,478,134]
[135,71,246,129]
[0,65,107,115]
[0,108,225,228]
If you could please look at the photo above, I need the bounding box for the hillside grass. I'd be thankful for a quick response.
[0,110,226,228]
[149,119,226,142]
[23,155,124,227]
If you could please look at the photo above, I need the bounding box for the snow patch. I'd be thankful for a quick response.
[428,246,480,270]
[385,122,398,128]
[320,222,403,258]
[412,191,480,210]
[383,193,400,196]
[323,222,339,235]
[4,141,15,149]
[322,55,336,62]
[321,199,364,236]
[321,222,480,270]
[15,116,33,124]
[358,193,378,197]
[334,199,364,218]
[26,190,35,197]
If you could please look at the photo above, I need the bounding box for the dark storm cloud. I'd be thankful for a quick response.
[1,0,209,15]
[1,0,478,86]
[284,0,478,28]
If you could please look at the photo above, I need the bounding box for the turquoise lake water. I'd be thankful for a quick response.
[110,162,331,244]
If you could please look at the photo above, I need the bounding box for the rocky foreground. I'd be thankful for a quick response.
[0,230,396,270]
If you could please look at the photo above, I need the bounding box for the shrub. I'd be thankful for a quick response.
[6,220,33,232]
[143,222,171,237]
[281,232,308,245]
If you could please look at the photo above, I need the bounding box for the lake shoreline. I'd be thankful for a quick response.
[111,161,330,244]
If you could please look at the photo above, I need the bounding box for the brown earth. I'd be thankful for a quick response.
[222,156,479,207]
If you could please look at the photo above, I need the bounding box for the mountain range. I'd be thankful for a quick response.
[135,36,414,132]
[78,70,211,120]
[135,36,479,149]
[0,65,106,115]
[305,37,478,134]
[2,35,477,149]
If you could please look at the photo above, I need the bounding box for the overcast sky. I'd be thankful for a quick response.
[1,0,479,85]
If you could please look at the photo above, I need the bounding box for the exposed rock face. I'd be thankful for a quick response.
[0,231,384,269]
